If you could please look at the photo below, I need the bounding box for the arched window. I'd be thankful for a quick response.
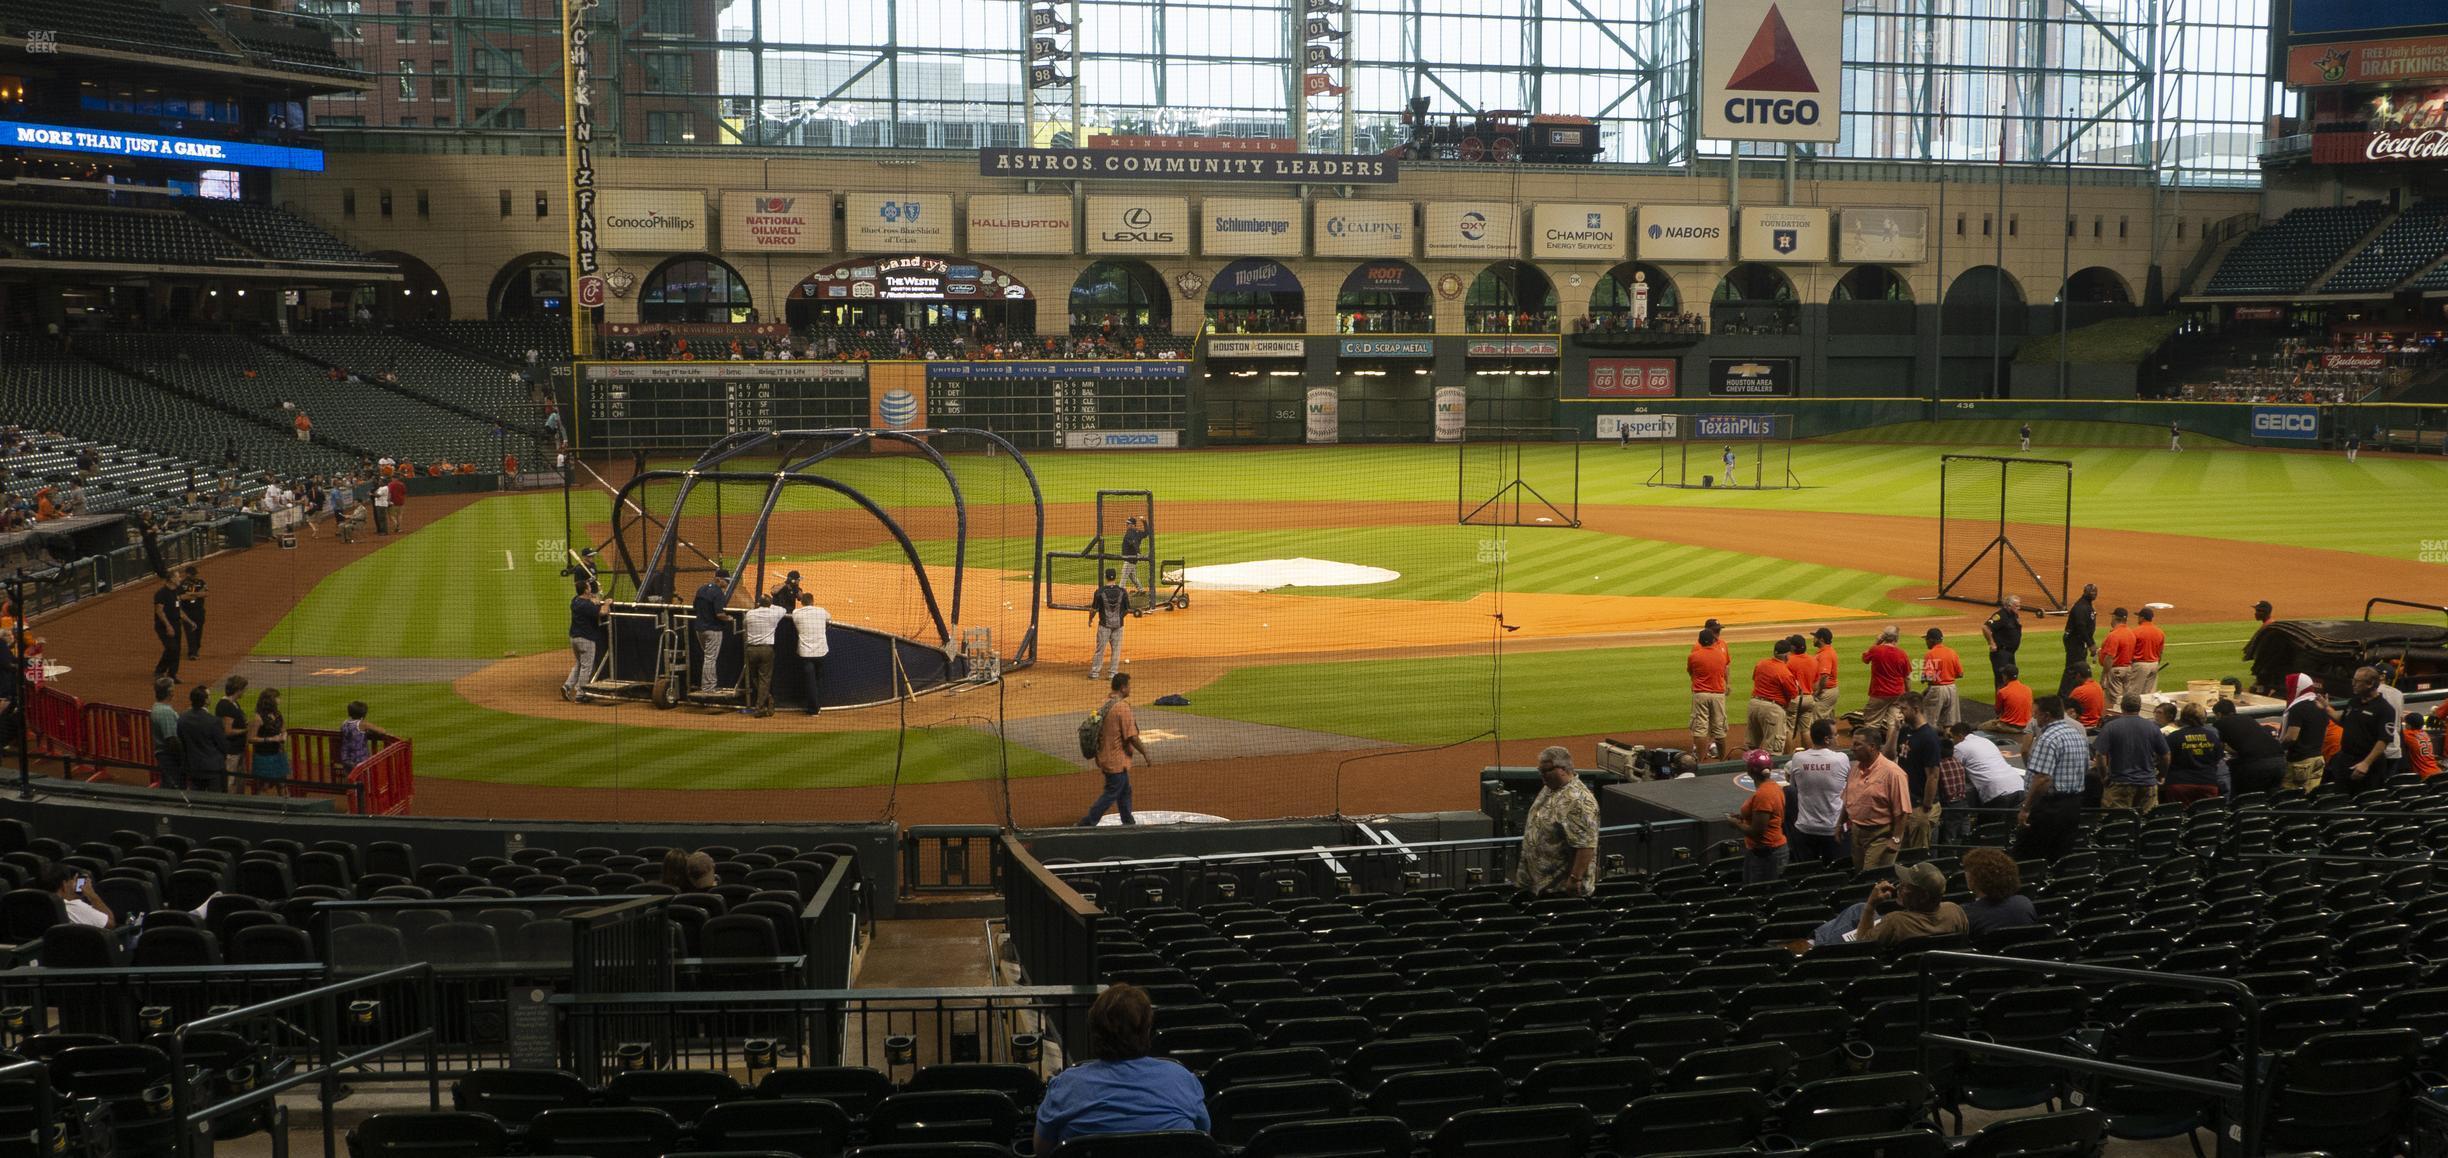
[1204,259,1306,334]
[1831,266,1913,303]
[1710,263,1799,336]
[1464,261,1557,333]
[1336,261,1432,333]
[488,252,569,320]
[639,255,754,324]
[1070,260,1170,332]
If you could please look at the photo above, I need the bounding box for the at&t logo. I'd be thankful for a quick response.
[879,389,919,428]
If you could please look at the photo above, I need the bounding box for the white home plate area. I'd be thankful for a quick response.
[1179,557,1400,590]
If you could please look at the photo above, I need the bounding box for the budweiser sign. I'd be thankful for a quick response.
[2322,353,2387,370]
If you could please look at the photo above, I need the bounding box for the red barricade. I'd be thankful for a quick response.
[81,701,159,785]
[27,686,84,760]
[353,739,416,816]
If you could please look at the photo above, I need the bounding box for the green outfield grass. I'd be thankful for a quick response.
[1819,420,2236,448]
[814,525,1922,615]
[1177,619,2268,745]
[252,434,2439,789]
[271,682,1075,789]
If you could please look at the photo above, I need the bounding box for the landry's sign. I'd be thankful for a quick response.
[981,147,1399,184]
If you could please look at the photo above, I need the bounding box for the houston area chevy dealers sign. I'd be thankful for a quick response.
[1701,0,1843,142]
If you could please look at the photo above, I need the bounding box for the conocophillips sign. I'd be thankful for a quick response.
[597,190,708,250]
[2251,406,2321,441]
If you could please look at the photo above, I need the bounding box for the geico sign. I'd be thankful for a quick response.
[2253,412,2318,433]
[1722,97,1821,127]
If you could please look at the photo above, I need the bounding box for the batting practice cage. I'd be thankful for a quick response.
[1457,428,1582,528]
[1937,454,2074,611]
[1644,413,1802,490]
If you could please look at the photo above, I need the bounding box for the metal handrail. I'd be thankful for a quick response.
[169,961,439,1158]
[1038,822,1690,876]
[1914,950,2261,1156]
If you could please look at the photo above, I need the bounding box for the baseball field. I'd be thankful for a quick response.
[36,420,2448,826]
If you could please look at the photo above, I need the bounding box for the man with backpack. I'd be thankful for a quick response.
[1088,569,1132,680]
[1079,673,1149,826]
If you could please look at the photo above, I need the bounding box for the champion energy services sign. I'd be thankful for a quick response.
[1700,0,1843,142]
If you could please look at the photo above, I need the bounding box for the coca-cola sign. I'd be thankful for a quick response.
[2310,128,2448,162]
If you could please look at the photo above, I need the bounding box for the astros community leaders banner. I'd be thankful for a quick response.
[966,195,1075,254]
[1315,201,1413,257]
[1700,0,1843,142]
[722,192,829,253]
[1739,207,1830,262]
[1202,197,1303,257]
[597,189,708,251]
[1638,205,1731,261]
[845,193,954,250]
[980,146,1399,184]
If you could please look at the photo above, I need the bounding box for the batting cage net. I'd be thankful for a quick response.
[1937,454,2074,611]
[1457,428,1582,528]
[1643,413,1802,490]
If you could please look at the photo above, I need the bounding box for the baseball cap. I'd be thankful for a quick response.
[785,570,801,580]
[1703,618,1723,630]
[1895,862,1946,895]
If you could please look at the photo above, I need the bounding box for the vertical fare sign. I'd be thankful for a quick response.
[563,0,600,357]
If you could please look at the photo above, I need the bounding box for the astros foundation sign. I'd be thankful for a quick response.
[1701,0,1843,143]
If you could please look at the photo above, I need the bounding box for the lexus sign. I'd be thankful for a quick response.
[1701,0,1843,143]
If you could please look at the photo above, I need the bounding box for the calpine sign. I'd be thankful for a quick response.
[1700,0,1842,143]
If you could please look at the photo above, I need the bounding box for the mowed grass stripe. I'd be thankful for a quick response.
[270,682,1074,788]
[1182,619,2266,743]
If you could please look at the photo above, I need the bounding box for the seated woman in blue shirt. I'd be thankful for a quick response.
[1034,982,1209,1150]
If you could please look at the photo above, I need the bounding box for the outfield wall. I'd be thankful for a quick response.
[1553,397,2448,448]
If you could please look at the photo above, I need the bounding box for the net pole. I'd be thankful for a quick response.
[1994,459,2008,608]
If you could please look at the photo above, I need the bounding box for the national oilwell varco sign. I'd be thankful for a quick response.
[1701,0,1843,143]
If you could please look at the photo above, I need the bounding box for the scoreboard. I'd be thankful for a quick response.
[574,362,869,451]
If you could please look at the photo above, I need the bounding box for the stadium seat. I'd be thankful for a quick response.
[690,1098,851,1158]
[347,1112,512,1158]
[756,1067,893,1120]
[1209,1078,1356,1147]
[601,1069,741,1125]
[451,1069,591,1127]
[522,1106,682,1158]
[1236,1116,1413,1158]
[1043,1131,1222,1158]
[1428,1104,1592,1158]
[864,1091,1022,1147]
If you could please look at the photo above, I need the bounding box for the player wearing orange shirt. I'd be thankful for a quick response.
[1747,640,1804,757]
[1784,634,1823,752]
[2131,607,2167,695]
[2097,608,2137,709]
[2066,667,2107,729]
[1919,627,1965,729]
[1687,627,1731,761]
